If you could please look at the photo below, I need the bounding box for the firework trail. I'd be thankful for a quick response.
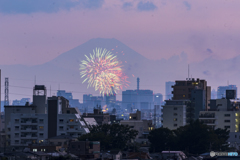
[80,48,129,95]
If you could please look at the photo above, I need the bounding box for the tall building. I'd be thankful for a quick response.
[172,78,211,122]
[122,90,153,111]
[122,78,154,121]
[217,85,237,99]
[82,94,103,113]
[211,89,217,99]
[165,81,175,100]
[154,93,163,106]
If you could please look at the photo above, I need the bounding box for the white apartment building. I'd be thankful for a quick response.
[9,114,48,146]
[4,85,90,147]
[162,100,187,130]
[199,111,240,132]
[57,114,90,138]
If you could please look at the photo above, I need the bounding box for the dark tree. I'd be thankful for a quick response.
[148,127,176,153]
[78,123,138,150]
[210,128,230,151]
[174,120,211,154]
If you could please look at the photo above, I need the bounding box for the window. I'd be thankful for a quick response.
[15,119,19,122]
[33,149,37,152]
[70,126,74,129]
[15,133,19,135]
[59,126,64,129]
[174,113,178,116]
[39,133,43,136]
[39,126,44,129]
[224,114,230,117]
[15,140,19,143]
[173,107,178,110]
[183,95,185,97]
[16,109,20,111]
[224,120,230,123]
[39,119,44,122]
[67,110,70,114]
[174,124,178,127]
[235,135,237,138]
[174,118,177,121]
[71,145,76,148]
[59,119,64,122]
[15,126,19,128]
[224,126,230,129]
[69,119,74,122]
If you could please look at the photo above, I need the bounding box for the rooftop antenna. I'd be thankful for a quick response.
[58,84,60,90]
[4,78,9,106]
[50,85,51,97]
[227,80,229,86]
[34,75,36,85]
[188,64,190,81]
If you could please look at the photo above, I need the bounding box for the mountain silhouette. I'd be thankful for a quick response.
[0,38,239,102]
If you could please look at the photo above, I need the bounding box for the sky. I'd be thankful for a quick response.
[1,0,240,66]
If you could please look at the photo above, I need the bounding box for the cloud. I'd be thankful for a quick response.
[203,70,211,76]
[137,1,157,11]
[183,1,191,10]
[0,0,104,14]
[82,0,104,9]
[122,2,133,10]
[206,48,213,54]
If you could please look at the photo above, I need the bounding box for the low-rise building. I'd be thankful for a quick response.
[121,110,153,145]
[82,108,111,125]
[68,141,100,159]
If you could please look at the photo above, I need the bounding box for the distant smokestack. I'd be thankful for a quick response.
[137,77,140,90]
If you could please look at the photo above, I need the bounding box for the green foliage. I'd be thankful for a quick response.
[148,127,177,153]
[78,123,138,150]
[51,155,72,160]
[148,120,230,154]
[210,128,230,151]
[174,120,212,154]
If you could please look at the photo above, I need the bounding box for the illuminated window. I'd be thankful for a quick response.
[174,118,178,121]
[39,126,44,129]
[183,95,185,97]
[33,149,37,152]
[70,126,74,129]
[69,119,74,122]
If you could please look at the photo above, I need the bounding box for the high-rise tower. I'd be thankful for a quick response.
[137,77,140,90]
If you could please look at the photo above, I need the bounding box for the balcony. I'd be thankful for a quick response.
[199,114,215,119]
[21,121,32,124]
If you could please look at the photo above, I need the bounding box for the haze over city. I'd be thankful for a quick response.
[1,1,240,159]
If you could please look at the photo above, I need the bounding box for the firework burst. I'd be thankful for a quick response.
[80,48,129,95]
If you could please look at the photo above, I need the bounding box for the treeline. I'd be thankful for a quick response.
[148,120,230,154]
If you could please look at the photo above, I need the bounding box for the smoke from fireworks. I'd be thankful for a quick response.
[80,48,129,95]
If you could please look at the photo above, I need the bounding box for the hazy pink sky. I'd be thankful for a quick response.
[1,0,240,65]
